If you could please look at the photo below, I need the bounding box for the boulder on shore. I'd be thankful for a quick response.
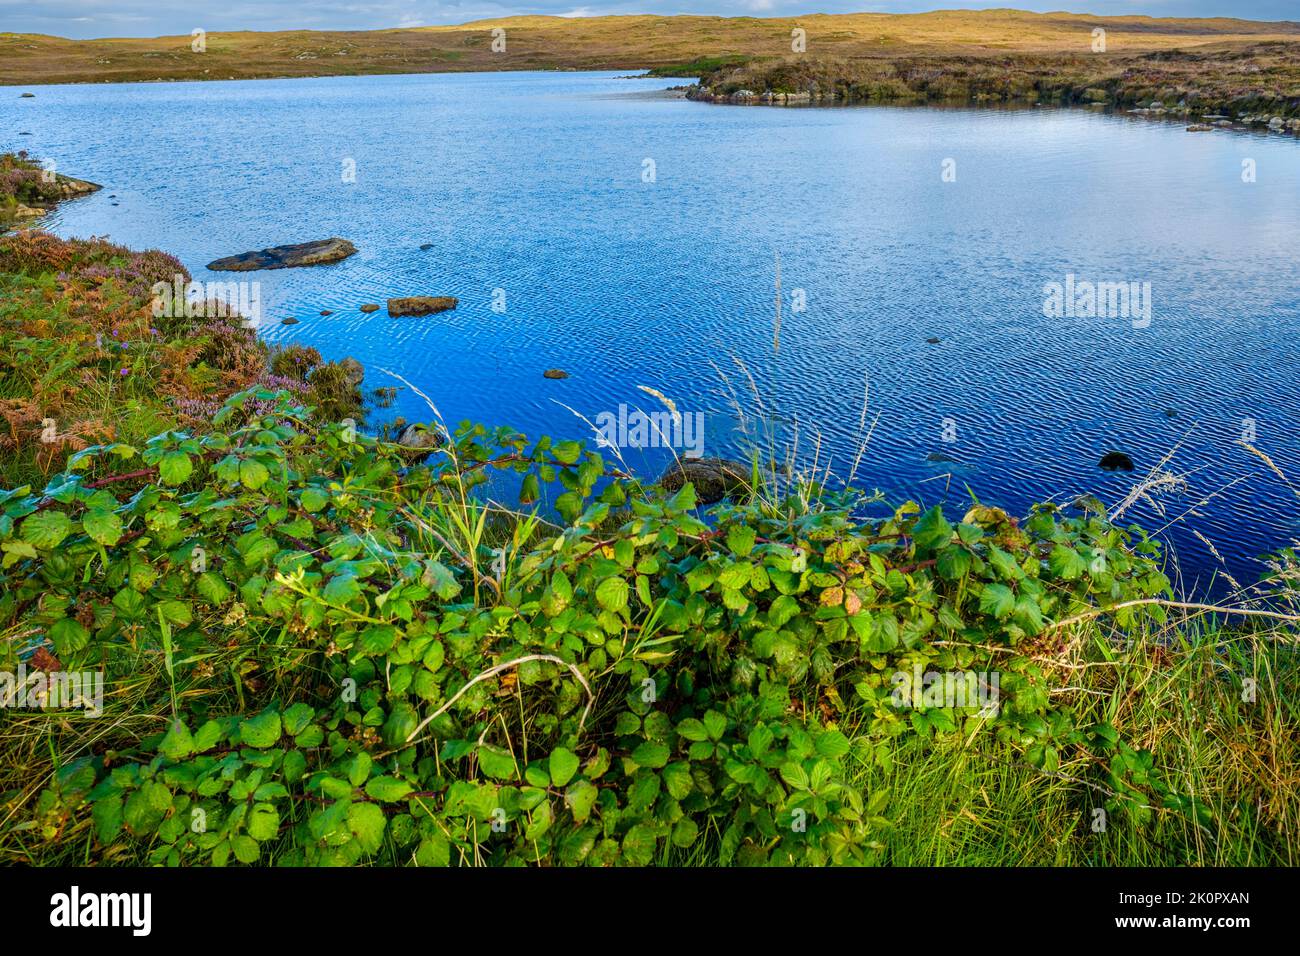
[658,457,750,505]
[387,296,458,317]
[395,423,442,457]
[206,238,357,272]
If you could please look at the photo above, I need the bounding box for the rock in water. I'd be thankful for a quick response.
[20,92,35,98]
[206,238,357,272]
[1186,124,1215,132]
[339,357,364,388]
[359,304,379,313]
[419,243,433,250]
[925,337,941,344]
[396,423,442,456]
[280,317,299,325]
[542,369,569,380]
[1099,451,1135,471]
[658,458,750,505]
[387,296,457,317]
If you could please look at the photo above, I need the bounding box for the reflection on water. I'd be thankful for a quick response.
[9,69,1300,591]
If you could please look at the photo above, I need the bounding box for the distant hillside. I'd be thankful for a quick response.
[2,10,1299,87]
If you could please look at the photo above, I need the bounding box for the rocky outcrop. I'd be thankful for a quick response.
[387,296,457,316]
[206,238,357,272]
[55,175,100,199]
[658,457,750,505]
[2,172,101,229]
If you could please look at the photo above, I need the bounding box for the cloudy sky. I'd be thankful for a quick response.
[3,1,1296,40]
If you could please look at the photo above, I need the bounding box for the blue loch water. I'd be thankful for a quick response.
[7,70,1300,592]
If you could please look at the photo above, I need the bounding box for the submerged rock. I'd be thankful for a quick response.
[20,92,34,98]
[658,457,750,505]
[387,296,457,317]
[1099,451,1135,472]
[925,336,941,344]
[207,238,357,272]
[1186,124,1215,132]
[320,309,333,316]
[542,369,569,380]
[280,317,299,325]
[419,243,433,250]
[359,303,379,313]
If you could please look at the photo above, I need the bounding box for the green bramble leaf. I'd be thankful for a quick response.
[596,576,629,612]
[82,509,124,546]
[47,617,90,656]
[365,776,414,802]
[22,511,72,549]
[239,710,281,748]
[979,583,1016,621]
[548,747,580,788]
[158,450,192,486]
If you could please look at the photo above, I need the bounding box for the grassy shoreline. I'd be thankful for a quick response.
[1,155,1297,867]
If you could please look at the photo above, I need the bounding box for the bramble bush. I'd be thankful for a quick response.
[3,389,1182,866]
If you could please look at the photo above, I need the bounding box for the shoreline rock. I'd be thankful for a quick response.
[207,238,357,272]
[658,457,750,505]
